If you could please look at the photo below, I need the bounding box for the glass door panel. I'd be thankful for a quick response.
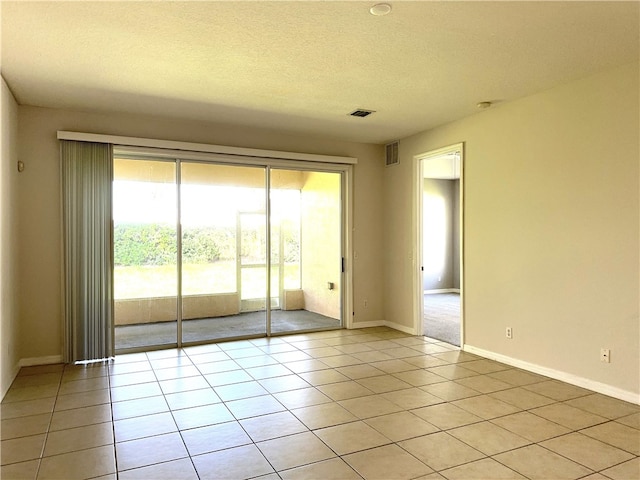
[113,159,178,351]
[270,169,342,334]
[239,212,267,311]
[180,162,267,342]
[113,158,345,351]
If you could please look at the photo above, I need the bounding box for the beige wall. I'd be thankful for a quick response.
[1,77,20,397]
[16,106,384,360]
[385,62,640,396]
[114,293,240,325]
[301,171,341,319]
[12,57,637,400]
[116,158,305,189]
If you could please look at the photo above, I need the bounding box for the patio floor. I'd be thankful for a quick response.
[115,309,341,351]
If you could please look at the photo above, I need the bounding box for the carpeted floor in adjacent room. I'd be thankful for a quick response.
[423,293,460,347]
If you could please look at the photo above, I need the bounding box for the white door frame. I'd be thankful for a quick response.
[413,143,464,345]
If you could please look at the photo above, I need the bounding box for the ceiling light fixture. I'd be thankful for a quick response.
[476,101,492,109]
[370,3,392,16]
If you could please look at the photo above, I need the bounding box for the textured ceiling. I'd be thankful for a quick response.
[1,1,638,144]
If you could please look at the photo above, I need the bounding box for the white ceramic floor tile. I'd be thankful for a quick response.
[256,431,335,471]
[192,444,274,480]
[2,327,635,480]
[115,432,188,471]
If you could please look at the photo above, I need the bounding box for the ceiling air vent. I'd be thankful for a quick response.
[349,109,375,118]
[385,141,399,166]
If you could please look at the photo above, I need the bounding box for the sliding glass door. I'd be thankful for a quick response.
[113,157,344,352]
[180,163,267,343]
[113,159,178,351]
[270,169,342,335]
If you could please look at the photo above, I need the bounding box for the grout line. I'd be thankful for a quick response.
[32,371,62,480]
[2,329,638,479]
[106,362,119,480]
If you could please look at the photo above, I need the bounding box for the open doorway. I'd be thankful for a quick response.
[416,144,463,346]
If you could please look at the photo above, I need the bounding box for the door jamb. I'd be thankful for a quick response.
[343,166,354,330]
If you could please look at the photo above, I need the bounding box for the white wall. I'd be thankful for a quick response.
[1,76,20,398]
[16,106,385,361]
[384,62,640,400]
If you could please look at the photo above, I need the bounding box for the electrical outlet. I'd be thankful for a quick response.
[506,327,513,339]
[600,348,610,363]
[364,299,368,308]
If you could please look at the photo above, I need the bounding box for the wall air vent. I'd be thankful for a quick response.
[349,109,375,118]
[385,141,399,166]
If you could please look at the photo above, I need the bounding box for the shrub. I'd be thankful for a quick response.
[114,223,238,266]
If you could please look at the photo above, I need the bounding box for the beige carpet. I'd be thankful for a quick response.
[423,293,460,346]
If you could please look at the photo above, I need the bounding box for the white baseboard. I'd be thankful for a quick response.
[1,356,61,401]
[383,320,419,335]
[424,288,460,294]
[19,355,64,367]
[1,362,21,401]
[463,345,640,405]
[350,320,419,336]
[349,320,385,329]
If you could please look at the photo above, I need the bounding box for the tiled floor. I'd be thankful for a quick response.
[1,327,639,480]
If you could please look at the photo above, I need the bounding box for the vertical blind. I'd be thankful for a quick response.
[61,140,114,362]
